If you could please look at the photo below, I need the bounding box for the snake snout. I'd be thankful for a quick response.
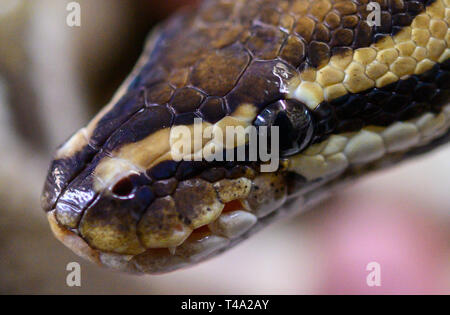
[41,129,97,212]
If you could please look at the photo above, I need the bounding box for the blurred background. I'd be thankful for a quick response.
[0,0,449,294]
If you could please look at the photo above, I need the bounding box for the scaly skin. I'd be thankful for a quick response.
[42,0,450,274]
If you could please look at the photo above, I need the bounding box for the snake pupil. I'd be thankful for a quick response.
[112,177,135,197]
[274,112,297,153]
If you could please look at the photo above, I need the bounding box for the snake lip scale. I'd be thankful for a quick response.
[42,0,450,274]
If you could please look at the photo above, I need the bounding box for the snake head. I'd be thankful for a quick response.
[42,0,450,274]
[41,87,314,273]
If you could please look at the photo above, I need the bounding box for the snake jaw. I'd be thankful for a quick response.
[131,172,290,274]
[46,170,292,274]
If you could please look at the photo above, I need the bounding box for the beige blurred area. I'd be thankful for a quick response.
[0,0,449,295]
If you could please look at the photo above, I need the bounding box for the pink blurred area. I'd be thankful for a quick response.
[318,196,450,294]
[312,145,450,294]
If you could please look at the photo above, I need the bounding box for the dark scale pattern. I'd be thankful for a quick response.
[60,158,259,238]
[53,163,103,228]
[91,0,435,155]
[41,143,97,212]
[225,59,297,112]
[200,167,228,182]
[286,0,432,68]
[246,25,286,60]
[69,158,260,233]
[43,0,434,198]
[169,87,205,114]
[145,158,260,190]
[146,82,175,105]
[103,106,174,153]
[71,1,432,157]
[310,63,449,144]
[89,89,147,149]
[152,178,178,197]
[197,97,227,123]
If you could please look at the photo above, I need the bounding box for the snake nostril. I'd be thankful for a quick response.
[112,177,135,197]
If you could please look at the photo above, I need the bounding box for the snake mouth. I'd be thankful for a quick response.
[47,200,258,274]
[133,199,260,273]
[47,202,248,274]
[47,172,289,274]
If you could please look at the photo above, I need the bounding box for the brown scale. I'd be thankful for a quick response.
[137,196,185,247]
[152,178,178,197]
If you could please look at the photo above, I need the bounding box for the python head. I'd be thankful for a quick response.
[42,0,450,274]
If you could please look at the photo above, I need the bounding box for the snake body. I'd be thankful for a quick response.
[42,0,450,274]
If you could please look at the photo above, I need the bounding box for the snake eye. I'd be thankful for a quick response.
[112,174,149,198]
[112,177,136,198]
[254,99,314,157]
